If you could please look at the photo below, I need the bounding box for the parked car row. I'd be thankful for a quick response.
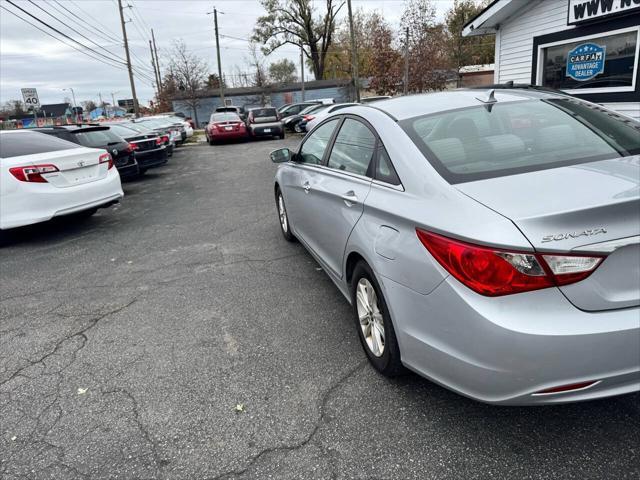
[0,113,191,232]
[204,98,389,146]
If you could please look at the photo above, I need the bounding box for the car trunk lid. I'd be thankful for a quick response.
[456,156,640,311]
[26,147,109,188]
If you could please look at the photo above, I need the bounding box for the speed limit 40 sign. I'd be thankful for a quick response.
[21,88,40,109]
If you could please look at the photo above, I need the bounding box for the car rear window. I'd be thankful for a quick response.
[73,129,124,147]
[251,108,277,118]
[211,113,240,122]
[0,130,80,158]
[400,97,640,183]
[106,124,139,138]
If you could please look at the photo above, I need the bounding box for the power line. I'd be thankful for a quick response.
[26,0,126,66]
[51,0,123,45]
[0,3,154,88]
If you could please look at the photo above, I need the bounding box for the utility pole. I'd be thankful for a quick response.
[403,27,409,95]
[213,7,225,106]
[300,45,305,101]
[346,0,360,102]
[117,0,140,117]
[151,28,161,91]
[149,40,160,94]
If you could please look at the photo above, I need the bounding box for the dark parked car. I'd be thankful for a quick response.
[277,101,320,119]
[215,106,245,120]
[32,125,139,179]
[246,107,284,139]
[99,123,168,175]
[282,104,331,133]
[107,121,174,157]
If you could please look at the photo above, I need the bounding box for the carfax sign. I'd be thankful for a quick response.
[566,43,606,81]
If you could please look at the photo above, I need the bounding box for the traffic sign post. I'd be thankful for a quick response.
[21,88,41,111]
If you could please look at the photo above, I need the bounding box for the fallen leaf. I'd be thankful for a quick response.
[126,261,133,264]
[77,387,88,395]
[234,404,245,413]
[11,436,16,441]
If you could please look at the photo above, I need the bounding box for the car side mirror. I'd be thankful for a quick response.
[270,148,292,163]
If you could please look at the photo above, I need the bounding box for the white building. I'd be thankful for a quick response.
[463,0,640,119]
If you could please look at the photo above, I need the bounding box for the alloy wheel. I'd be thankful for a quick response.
[356,278,385,357]
[278,193,288,233]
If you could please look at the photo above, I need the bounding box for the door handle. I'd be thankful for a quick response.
[303,181,311,194]
[341,190,358,206]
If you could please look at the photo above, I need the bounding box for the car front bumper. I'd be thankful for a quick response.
[381,274,640,405]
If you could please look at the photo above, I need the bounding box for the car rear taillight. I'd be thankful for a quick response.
[128,142,139,152]
[9,164,59,183]
[99,153,114,169]
[160,135,169,143]
[415,229,603,296]
[303,115,315,121]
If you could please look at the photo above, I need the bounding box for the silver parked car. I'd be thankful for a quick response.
[270,88,640,405]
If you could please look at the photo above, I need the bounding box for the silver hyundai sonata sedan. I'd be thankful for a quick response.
[270,88,640,405]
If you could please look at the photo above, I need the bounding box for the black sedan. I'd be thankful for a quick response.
[103,123,168,175]
[32,125,139,179]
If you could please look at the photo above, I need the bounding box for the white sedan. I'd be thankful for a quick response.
[0,130,124,230]
[304,103,360,132]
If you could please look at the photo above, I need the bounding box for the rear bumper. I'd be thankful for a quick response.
[136,147,168,169]
[1,168,124,230]
[249,125,283,136]
[381,274,640,405]
[211,130,247,139]
[116,160,140,179]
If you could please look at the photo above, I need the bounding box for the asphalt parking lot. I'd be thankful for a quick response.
[1,137,639,480]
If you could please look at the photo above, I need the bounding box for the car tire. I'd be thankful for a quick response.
[279,132,285,140]
[351,261,405,377]
[207,135,214,145]
[275,187,295,242]
[294,123,302,133]
[138,168,147,176]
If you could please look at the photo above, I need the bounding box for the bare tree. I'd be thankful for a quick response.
[169,40,209,125]
[401,0,451,92]
[253,0,344,80]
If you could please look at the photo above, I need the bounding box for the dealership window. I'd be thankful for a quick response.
[537,27,639,94]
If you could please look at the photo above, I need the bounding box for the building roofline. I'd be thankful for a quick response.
[462,0,529,37]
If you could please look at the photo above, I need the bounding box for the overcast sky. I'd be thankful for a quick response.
[0,0,454,106]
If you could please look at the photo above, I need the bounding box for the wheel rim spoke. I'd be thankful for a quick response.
[355,278,384,358]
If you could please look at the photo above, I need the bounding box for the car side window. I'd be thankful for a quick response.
[327,118,376,176]
[298,118,340,165]
[376,146,401,186]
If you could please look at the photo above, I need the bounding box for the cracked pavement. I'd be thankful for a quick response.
[1,138,639,479]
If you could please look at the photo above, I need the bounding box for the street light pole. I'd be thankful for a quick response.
[63,87,78,123]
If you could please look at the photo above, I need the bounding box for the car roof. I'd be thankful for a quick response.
[32,125,109,132]
[367,88,565,121]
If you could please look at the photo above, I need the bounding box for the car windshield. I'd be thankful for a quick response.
[106,124,140,138]
[300,104,325,115]
[0,131,80,158]
[117,122,151,133]
[73,128,124,147]
[400,97,640,184]
[211,113,240,122]
[138,119,170,129]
